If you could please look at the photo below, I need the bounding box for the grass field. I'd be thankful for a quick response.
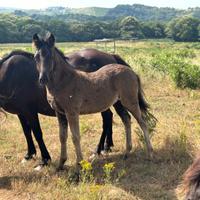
[1,40,200,200]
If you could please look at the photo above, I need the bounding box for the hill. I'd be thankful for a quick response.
[1,4,200,22]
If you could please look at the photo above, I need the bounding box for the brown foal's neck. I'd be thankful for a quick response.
[47,48,76,94]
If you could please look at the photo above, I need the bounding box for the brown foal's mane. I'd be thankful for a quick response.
[54,47,67,62]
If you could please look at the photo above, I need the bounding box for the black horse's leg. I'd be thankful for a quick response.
[96,109,113,154]
[114,101,131,122]
[18,114,36,161]
[28,113,51,166]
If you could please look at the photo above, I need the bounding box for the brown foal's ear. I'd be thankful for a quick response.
[46,32,55,48]
[32,33,42,49]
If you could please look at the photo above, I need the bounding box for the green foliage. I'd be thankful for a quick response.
[103,162,115,183]
[142,22,166,38]
[166,16,200,42]
[69,22,104,42]
[106,4,182,21]
[170,62,200,89]
[71,7,109,17]
[80,160,94,183]
[119,16,144,39]
[150,49,200,89]
[1,7,200,43]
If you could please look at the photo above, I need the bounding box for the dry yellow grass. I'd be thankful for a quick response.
[0,40,200,199]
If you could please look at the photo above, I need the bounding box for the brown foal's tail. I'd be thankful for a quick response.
[137,75,157,135]
[112,54,131,67]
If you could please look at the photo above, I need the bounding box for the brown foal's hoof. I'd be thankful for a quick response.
[88,153,97,162]
[57,159,67,171]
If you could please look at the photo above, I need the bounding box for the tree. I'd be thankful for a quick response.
[141,22,166,38]
[119,16,144,39]
[166,16,200,42]
[47,20,72,42]
[69,22,104,42]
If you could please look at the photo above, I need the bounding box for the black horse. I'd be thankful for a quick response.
[0,48,130,168]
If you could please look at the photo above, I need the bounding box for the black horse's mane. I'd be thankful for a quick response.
[0,50,34,66]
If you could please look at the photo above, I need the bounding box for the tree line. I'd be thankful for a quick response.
[0,13,200,43]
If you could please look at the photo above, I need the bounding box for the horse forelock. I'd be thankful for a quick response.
[183,157,200,193]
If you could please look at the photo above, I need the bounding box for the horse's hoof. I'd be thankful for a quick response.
[57,158,67,171]
[104,145,112,153]
[34,159,51,171]
[21,154,36,164]
[88,153,97,163]
[34,164,44,171]
[21,158,28,164]
[101,150,109,156]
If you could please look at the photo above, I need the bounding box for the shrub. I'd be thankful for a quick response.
[150,49,200,89]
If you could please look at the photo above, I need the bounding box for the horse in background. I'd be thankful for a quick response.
[182,156,200,200]
[0,47,131,169]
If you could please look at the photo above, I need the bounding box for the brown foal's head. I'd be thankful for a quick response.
[32,32,55,85]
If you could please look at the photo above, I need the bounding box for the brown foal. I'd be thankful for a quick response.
[33,33,154,169]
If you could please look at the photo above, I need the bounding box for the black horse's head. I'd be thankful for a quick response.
[32,32,55,85]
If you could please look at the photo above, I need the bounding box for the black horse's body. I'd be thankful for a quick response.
[0,48,130,166]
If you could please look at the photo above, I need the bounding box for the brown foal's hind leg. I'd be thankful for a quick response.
[123,116,132,159]
[56,112,68,170]
[66,113,83,165]
[113,102,132,158]
[127,103,153,158]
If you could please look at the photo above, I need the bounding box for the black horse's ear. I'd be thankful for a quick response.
[46,32,55,48]
[32,33,42,49]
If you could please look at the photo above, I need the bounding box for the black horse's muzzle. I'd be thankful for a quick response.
[39,73,49,85]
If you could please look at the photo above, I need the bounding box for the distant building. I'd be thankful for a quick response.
[94,38,116,53]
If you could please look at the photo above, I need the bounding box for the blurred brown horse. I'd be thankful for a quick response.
[182,156,200,200]
[0,47,130,168]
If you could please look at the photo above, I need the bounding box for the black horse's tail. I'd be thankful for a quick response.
[112,54,130,67]
[137,75,157,134]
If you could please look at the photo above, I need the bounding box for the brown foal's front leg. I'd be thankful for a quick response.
[56,111,68,170]
[66,113,83,165]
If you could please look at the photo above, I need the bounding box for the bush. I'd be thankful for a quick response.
[170,62,200,89]
[150,49,200,89]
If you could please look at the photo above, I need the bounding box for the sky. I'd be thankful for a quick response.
[0,0,200,10]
